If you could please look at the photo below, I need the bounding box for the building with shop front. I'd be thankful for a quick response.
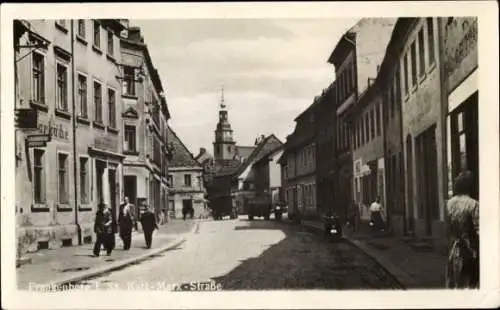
[327,18,396,221]
[166,126,206,219]
[398,18,447,242]
[282,103,317,220]
[14,19,128,254]
[119,25,171,221]
[441,17,478,201]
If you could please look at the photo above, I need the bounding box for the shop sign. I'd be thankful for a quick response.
[443,17,478,78]
[94,135,118,152]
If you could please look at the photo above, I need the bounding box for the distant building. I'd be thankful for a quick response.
[166,126,205,219]
[231,135,283,214]
[253,146,285,208]
[281,102,317,220]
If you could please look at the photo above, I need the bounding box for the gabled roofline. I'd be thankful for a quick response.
[168,125,201,168]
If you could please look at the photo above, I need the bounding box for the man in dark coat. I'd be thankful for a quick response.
[93,203,114,256]
[118,197,134,250]
[140,205,158,249]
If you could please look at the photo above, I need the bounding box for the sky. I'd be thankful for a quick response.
[132,18,359,156]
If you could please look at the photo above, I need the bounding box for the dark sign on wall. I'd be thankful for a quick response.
[94,135,118,152]
[38,121,69,140]
[443,17,478,81]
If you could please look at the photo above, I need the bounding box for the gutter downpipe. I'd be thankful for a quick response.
[71,20,82,245]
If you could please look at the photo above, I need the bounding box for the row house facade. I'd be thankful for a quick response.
[14,19,128,254]
[281,104,317,220]
[253,147,284,207]
[119,25,171,221]
[326,18,396,221]
[313,85,337,216]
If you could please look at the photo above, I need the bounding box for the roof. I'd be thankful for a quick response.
[235,146,255,160]
[167,125,201,168]
[214,159,242,176]
[233,134,284,179]
[255,145,285,166]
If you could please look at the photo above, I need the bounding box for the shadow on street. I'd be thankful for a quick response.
[210,218,403,290]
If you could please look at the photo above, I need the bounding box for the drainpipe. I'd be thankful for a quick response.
[437,17,449,245]
[71,20,82,245]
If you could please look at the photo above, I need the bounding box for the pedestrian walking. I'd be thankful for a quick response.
[347,200,360,232]
[369,196,385,231]
[446,170,479,289]
[118,197,134,250]
[140,205,159,249]
[93,203,114,256]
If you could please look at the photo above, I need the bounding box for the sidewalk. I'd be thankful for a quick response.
[17,219,196,290]
[292,218,447,289]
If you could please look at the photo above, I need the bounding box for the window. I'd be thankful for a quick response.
[427,18,435,65]
[395,67,401,109]
[404,54,409,96]
[32,52,45,103]
[365,114,370,143]
[80,157,89,204]
[107,30,114,56]
[56,20,66,29]
[388,84,394,118]
[33,149,45,203]
[184,174,192,187]
[361,117,365,146]
[167,174,173,186]
[93,81,102,123]
[376,103,381,136]
[370,108,375,139]
[93,20,100,48]
[418,28,426,76]
[124,125,136,151]
[56,63,68,111]
[122,66,135,96]
[357,120,361,148]
[58,153,69,204]
[108,88,116,128]
[77,20,86,38]
[78,74,87,118]
[410,41,417,86]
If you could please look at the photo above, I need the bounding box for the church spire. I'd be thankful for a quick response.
[220,85,226,110]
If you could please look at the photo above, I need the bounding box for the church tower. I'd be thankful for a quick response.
[213,87,236,161]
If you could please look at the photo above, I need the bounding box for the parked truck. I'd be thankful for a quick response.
[246,195,272,220]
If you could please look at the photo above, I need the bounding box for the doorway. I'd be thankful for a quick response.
[96,160,105,204]
[108,168,117,230]
[406,135,415,234]
[124,175,137,207]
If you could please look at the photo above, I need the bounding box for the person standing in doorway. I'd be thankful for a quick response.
[369,196,385,232]
[446,170,479,289]
[140,205,159,249]
[118,197,134,250]
[93,203,114,256]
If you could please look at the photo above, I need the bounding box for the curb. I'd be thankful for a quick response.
[45,220,200,290]
[282,219,407,289]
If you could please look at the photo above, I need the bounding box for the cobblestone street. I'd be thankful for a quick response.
[69,218,401,290]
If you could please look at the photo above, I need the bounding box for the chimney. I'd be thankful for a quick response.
[199,147,206,155]
[377,64,380,72]
[128,27,142,42]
